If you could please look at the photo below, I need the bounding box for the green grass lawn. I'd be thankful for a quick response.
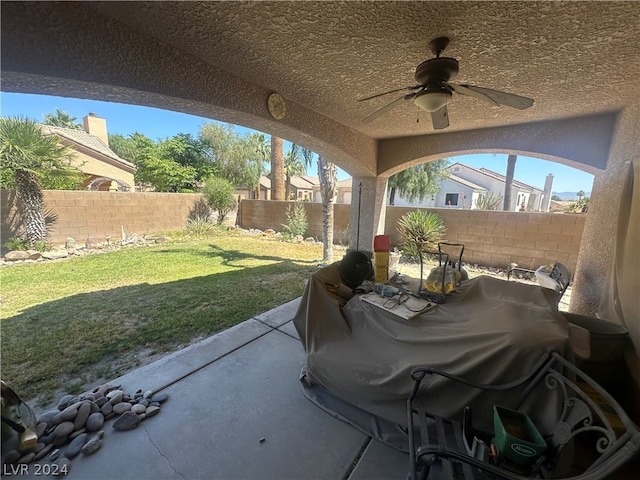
[1,233,328,403]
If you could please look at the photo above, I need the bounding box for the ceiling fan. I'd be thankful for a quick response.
[359,37,534,130]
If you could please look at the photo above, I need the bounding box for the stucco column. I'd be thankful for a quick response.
[570,107,639,316]
[349,176,388,253]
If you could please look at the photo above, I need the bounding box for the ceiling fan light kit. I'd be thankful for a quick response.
[359,36,534,130]
[414,90,452,112]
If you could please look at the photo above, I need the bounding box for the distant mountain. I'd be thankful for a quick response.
[552,191,591,201]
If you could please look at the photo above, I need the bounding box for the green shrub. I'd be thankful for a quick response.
[34,240,51,252]
[396,210,445,262]
[282,203,308,238]
[4,237,29,251]
[201,176,236,225]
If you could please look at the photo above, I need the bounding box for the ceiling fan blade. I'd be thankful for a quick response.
[362,95,409,123]
[447,83,499,106]
[431,105,449,130]
[448,83,534,109]
[358,85,421,102]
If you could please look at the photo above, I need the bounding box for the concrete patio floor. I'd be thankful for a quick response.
[28,298,409,480]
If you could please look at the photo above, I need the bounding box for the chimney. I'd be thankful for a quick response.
[542,173,554,212]
[83,113,109,146]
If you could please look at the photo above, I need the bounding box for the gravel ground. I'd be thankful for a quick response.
[392,259,571,312]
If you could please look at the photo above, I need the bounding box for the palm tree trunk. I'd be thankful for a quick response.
[322,201,334,263]
[503,154,517,211]
[389,187,396,206]
[270,135,285,200]
[318,156,337,263]
[14,170,47,247]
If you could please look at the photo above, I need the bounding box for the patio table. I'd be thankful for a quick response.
[293,263,590,445]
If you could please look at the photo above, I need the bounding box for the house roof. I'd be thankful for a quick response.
[299,175,320,186]
[478,168,541,192]
[289,176,317,189]
[40,124,135,171]
[448,162,540,192]
[447,174,488,191]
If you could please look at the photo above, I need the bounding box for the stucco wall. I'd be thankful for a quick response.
[71,148,135,189]
[1,190,201,245]
[240,199,586,272]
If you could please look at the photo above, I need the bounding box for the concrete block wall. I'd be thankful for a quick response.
[1,192,585,273]
[240,200,586,273]
[385,206,585,271]
[238,200,351,241]
[1,190,203,245]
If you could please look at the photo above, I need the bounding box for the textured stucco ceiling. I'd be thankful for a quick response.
[91,1,640,136]
[1,1,639,175]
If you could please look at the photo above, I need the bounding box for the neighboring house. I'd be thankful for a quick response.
[311,178,352,204]
[393,162,554,211]
[392,173,488,209]
[289,175,318,201]
[236,175,323,202]
[234,176,272,201]
[41,114,135,191]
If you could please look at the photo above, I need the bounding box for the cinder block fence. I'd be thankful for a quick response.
[1,191,585,272]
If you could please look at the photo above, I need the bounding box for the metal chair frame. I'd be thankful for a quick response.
[408,349,640,480]
[507,263,571,297]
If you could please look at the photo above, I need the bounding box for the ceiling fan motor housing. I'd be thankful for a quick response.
[415,57,459,85]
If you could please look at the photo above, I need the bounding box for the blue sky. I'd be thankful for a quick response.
[1,92,594,192]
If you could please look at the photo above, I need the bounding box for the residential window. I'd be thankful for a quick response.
[445,193,459,206]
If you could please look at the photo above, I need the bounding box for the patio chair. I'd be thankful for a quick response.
[407,349,640,480]
[507,263,571,298]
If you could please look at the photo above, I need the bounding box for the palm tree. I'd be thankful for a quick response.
[503,154,517,211]
[316,155,337,262]
[0,117,75,246]
[270,135,285,200]
[43,109,82,130]
[284,144,307,200]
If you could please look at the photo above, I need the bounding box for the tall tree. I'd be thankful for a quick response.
[284,144,307,200]
[270,135,285,200]
[42,109,82,130]
[317,155,338,263]
[0,117,76,246]
[388,159,450,205]
[245,133,270,199]
[503,154,517,211]
[158,133,213,181]
[199,123,255,186]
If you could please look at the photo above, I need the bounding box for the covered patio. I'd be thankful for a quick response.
[2,1,639,477]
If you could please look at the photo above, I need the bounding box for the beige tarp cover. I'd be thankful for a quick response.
[294,265,589,432]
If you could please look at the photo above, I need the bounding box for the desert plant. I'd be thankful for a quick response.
[0,116,77,246]
[396,210,446,262]
[475,192,503,210]
[397,210,446,286]
[282,203,308,239]
[4,236,29,251]
[201,175,236,225]
[188,196,212,222]
[34,240,52,252]
[186,216,215,236]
